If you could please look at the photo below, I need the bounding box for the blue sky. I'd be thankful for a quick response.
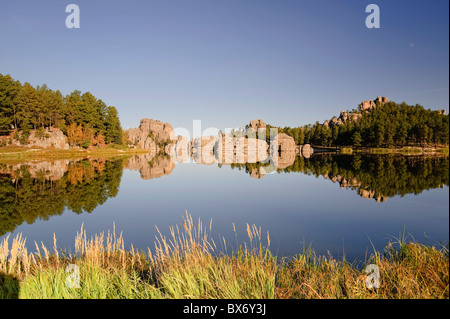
[0,0,448,131]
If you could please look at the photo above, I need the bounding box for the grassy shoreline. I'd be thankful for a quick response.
[1,214,448,299]
[0,145,150,163]
[336,146,449,155]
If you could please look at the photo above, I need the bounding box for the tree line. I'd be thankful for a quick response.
[0,159,124,236]
[228,154,449,200]
[271,101,449,148]
[0,73,123,147]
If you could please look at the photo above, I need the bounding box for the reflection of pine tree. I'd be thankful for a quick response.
[0,158,124,236]
[244,154,449,201]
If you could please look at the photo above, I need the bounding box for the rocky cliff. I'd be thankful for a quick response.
[126,118,312,170]
[323,96,389,128]
[126,119,177,153]
[6,128,70,149]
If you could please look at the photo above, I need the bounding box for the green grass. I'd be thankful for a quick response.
[1,214,448,299]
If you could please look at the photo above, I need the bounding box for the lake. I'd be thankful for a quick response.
[0,153,448,262]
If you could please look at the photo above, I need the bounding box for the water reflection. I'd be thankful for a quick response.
[224,154,449,202]
[0,152,448,237]
[0,158,124,236]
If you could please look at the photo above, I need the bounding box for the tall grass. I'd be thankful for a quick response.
[0,213,448,299]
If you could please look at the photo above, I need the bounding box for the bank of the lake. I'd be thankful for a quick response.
[0,214,448,299]
[0,145,150,163]
[330,146,450,155]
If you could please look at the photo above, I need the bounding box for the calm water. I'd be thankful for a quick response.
[0,153,448,261]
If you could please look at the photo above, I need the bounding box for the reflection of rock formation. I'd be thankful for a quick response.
[125,154,175,180]
[188,128,312,171]
[1,159,74,181]
[215,134,270,164]
[0,158,113,184]
[187,134,271,165]
[323,172,388,202]
[250,167,265,179]
[270,133,296,169]
[126,118,314,171]
[165,136,191,163]
[358,189,388,203]
[192,136,218,165]
[298,144,314,158]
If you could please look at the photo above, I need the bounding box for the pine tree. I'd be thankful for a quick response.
[104,106,122,144]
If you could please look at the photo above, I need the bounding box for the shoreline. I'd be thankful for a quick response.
[0,215,448,299]
[0,145,150,163]
[312,145,449,155]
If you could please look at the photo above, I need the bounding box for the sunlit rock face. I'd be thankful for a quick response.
[126,119,176,152]
[249,119,266,132]
[10,128,70,149]
[323,97,389,129]
[359,96,389,112]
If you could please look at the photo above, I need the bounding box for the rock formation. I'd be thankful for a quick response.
[126,119,176,153]
[125,118,314,174]
[10,128,69,149]
[359,96,389,112]
[249,119,266,133]
[323,96,389,128]
[323,172,388,202]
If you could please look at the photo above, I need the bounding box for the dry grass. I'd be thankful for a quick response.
[0,145,149,164]
[0,213,448,299]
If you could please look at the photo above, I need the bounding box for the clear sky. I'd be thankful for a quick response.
[0,0,448,132]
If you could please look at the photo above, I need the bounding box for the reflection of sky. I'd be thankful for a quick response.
[2,162,449,262]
